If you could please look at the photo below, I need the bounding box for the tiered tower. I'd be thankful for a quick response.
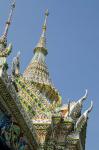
[0,1,92,150]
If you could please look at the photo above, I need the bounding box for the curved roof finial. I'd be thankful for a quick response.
[69,89,88,119]
[85,101,93,115]
[36,9,49,50]
[75,101,93,131]
[0,0,16,47]
[78,89,88,104]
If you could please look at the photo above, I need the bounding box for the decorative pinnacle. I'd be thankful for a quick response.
[0,0,16,47]
[36,9,49,49]
[42,9,49,37]
[68,100,70,117]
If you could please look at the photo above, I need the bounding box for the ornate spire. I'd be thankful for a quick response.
[23,9,61,105]
[0,0,15,50]
[67,100,70,117]
[34,9,49,56]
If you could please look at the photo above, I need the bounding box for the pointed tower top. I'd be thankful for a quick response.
[67,100,70,117]
[34,9,49,55]
[23,9,61,105]
[42,9,49,36]
[0,0,16,49]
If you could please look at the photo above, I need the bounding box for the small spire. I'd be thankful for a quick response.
[0,0,16,48]
[68,100,70,117]
[12,51,20,76]
[36,9,49,49]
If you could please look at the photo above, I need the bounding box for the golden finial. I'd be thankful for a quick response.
[36,9,49,49]
[68,100,70,117]
[42,9,49,36]
[0,0,16,47]
[3,0,16,38]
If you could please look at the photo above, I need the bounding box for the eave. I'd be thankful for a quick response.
[0,68,39,150]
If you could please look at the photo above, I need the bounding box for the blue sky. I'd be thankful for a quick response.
[0,0,98,149]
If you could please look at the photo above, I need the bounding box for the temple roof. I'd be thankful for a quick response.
[0,3,93,149]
